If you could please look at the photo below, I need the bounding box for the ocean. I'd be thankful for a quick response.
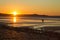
[0,16,60,27]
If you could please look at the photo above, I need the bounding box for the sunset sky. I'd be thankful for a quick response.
[0,0,60,16]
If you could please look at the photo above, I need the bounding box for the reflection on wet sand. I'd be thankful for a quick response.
[0,22,60,40]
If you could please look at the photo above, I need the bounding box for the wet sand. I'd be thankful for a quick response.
[0,26,60,40]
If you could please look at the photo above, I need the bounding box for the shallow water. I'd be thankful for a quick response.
[0,16,60,27]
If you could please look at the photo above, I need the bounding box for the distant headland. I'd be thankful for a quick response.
[0,13,60,18]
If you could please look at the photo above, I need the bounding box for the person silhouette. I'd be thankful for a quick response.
[42,19,44,23]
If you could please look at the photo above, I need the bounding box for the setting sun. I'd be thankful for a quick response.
[13,11,17,16]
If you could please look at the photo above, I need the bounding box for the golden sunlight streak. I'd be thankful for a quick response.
[13,17,16,23]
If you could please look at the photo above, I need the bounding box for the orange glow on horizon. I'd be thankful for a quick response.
[12,11,17,16]
[9,11,22,15]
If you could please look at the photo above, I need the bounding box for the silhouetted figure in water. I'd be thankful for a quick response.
[42,19,44,23]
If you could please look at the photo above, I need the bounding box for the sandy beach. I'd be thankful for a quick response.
[0,25,60,40]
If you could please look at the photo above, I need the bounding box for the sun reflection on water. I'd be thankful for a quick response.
[12,16,17,27]
[13,17,16,23]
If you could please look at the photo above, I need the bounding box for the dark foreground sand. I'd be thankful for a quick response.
[0,26,60,40]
